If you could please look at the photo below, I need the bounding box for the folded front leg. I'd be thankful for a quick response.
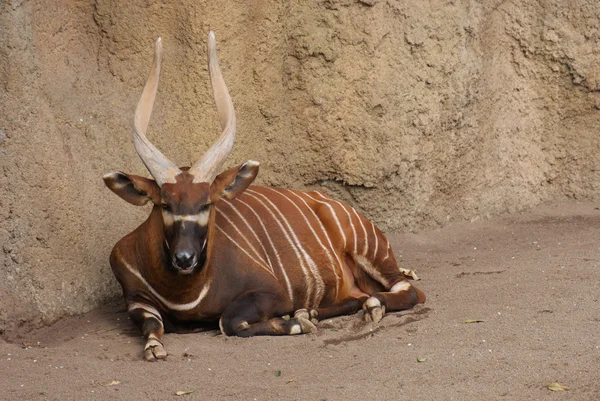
[127,301,167,361]
[219,292,315,337]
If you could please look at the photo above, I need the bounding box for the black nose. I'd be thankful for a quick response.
[173,251,196,270]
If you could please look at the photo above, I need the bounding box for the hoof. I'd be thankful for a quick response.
[293,309,310,320]
[144,339,167,361]
[294,308,319,324]
[297,317,318,334]
[309,309,319,324]
[363,296,386,323]
[289,316,317,335]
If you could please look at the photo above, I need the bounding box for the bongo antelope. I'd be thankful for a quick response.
[103,32,425,361]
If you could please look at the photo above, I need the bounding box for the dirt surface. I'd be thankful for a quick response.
[1,0,600,336]
[1,200,598,400]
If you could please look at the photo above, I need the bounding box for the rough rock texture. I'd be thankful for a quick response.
[1,0,599,336]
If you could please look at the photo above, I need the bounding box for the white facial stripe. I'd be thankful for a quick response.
[270,187,341,301]
[390,281,411,293]
[172,212,209,226]
[121,259,211,311]
[234,197,294,303]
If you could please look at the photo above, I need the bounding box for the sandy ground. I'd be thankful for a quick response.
[1,200,598,401]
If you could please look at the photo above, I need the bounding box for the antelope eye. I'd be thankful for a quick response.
[200,203,210,213]
[161,203,171,212]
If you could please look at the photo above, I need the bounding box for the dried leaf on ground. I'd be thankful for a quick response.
[105,380,121,386]
[175,389,196,396]
[286,379,297,384]
[547,383,569,391]
[417,357,427,362]
[399,268,420,281]
[463,319,485,323]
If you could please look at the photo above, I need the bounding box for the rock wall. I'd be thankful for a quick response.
[1,0,599,336]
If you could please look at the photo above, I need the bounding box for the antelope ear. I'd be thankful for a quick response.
[210,160,259,201]
[103,172,161,206]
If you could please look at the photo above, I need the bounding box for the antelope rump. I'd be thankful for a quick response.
[103,32,425,361]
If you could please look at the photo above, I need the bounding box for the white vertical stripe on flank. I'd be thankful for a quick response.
[216,205,272,274]
[234,197,294,303]
[353,254,390,288]
[371,222,379,261]
[268,188,340,299]
[350,207,369,257]
[302,192,347,248]
[121,259,211,311]
[382,239,391,262]
[220,200,275,275]
[313,192,357,254]
[282,189,342,299]
[245,190,314,307]
[215,223,276,278]
[247,189,325,307]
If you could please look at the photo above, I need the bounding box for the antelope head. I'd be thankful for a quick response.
[104,32,259,275]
